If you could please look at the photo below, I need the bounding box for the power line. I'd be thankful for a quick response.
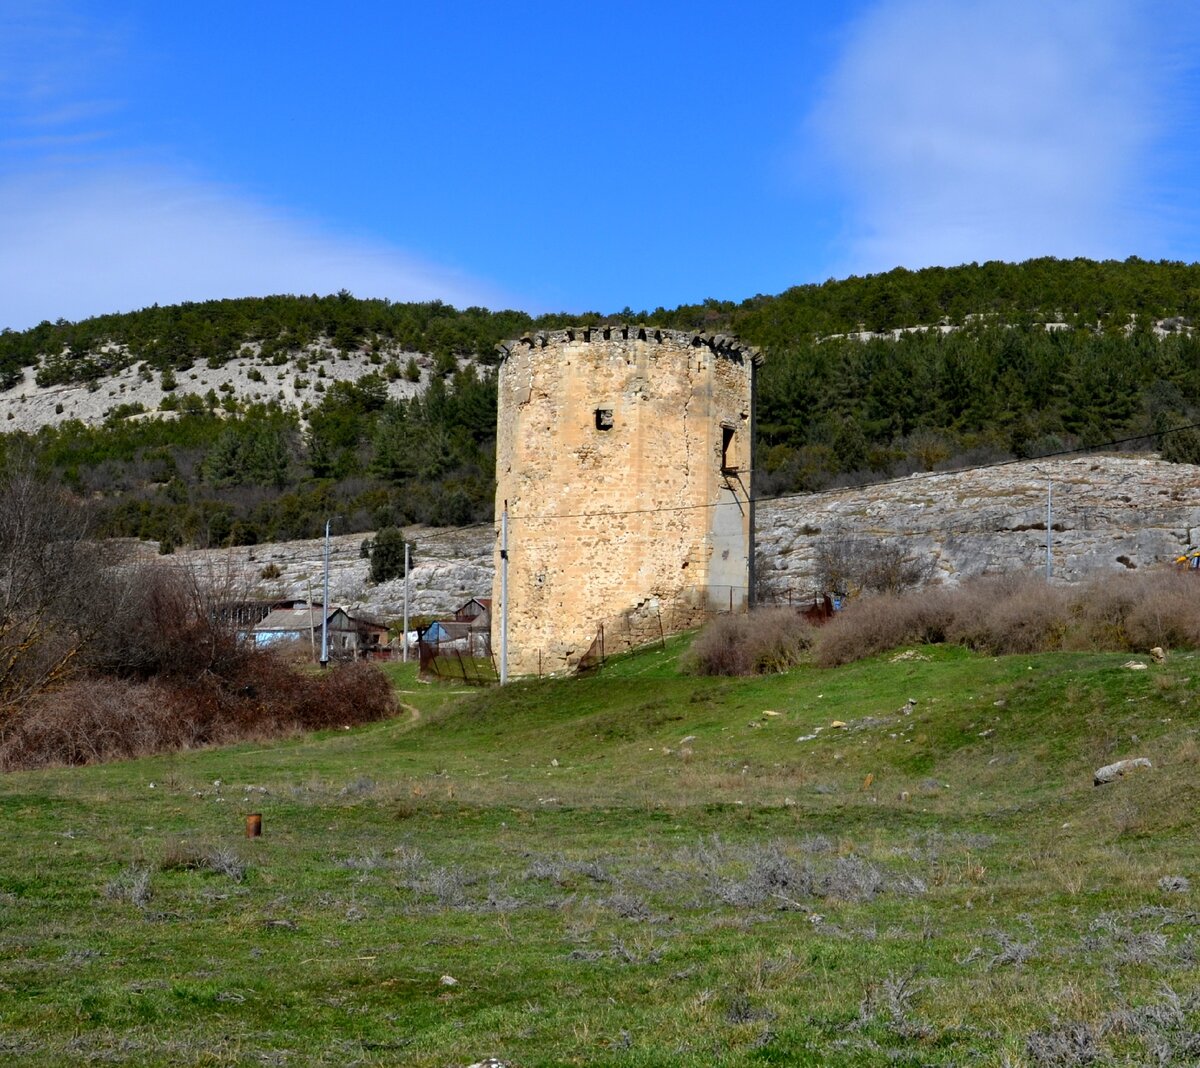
[498,421,1200,526]
[407,520,493,542]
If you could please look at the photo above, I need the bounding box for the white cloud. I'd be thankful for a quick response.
[0,3,121,132]
[811,0,1194,273]
[0,168,508,329]
[0,4,510,329]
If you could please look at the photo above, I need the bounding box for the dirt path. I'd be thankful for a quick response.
[390,701,422,733]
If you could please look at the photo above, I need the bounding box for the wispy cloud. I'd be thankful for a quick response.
[0,169,508,329]
[0,3,508,330]
[811,0,1200,273]
[0,2,122,141]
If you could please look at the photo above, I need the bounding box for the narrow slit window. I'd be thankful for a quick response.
[595,408,614,431]
[721,425,736,472]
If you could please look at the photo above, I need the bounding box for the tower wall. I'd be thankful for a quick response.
[493,327,760,675]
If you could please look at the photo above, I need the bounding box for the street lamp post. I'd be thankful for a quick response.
[319,516,341,667]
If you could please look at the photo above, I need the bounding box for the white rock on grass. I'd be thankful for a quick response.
[1093,757,1152,786]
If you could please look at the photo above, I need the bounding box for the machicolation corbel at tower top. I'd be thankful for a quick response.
[492,326,763,677]
[494,325,764,364]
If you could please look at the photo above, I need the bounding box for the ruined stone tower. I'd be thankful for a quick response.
[492,326,761,676]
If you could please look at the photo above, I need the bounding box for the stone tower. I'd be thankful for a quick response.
[492,325,762,676]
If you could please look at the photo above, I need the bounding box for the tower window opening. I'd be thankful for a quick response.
[595,408,614,431]
[721,425,736,473]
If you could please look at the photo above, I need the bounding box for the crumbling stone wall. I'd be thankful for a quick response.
[493,326,761,675]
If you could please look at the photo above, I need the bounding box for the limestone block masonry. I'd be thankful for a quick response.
[493,327,762,676]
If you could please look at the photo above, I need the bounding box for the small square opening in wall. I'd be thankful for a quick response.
[595,409,614,431]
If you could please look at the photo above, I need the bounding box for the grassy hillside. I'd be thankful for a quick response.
[1,640,1197,1065]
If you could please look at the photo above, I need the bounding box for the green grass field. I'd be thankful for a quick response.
[1,640,1197,1066]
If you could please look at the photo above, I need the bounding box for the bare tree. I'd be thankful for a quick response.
[0,454,124,720]
[814,534,934,599]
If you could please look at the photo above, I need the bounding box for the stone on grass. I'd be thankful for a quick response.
[1093,757,1152,786]
[1158,875,1190,894]
[1150,646,1166,663]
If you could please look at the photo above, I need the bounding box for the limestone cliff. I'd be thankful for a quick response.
[172,454,1197,626]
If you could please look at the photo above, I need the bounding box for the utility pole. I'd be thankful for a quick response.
[320,516,340,667]
[499,502,508,685]
[1046,481,1053,582]
[306,577,316,662]
[402,540,411,663]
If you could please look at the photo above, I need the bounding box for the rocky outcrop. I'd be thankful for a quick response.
[172,525,494,621]
[0,343,467,432]
[170,454,1198,621]
[757,455,1200,600]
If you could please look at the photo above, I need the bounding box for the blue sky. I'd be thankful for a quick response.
[1,0,1199,329]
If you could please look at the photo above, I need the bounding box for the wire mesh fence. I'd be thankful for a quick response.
[423,582,839,682]
[417,631,497,684]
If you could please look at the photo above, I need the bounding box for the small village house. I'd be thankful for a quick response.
[420,596,493,656]
[251,603,389,659]
[453,597,492,627]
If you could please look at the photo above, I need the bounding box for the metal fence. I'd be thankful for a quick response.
[417,632,497,684]
[428,582,835,681]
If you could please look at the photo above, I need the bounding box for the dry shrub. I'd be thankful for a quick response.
[84,562,249,682]
[815,534,934,597]
[685,608,815,676]
[159,842,246,881]
[0,658,396,771]
[224,656,397,735]
[0,678,185,769]
[812,591,953,667]
[943,576,1071,655]
[813,570,1200,667]
[1122,572,1200,649]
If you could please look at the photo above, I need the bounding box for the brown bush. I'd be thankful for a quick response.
[0,658,397,771]
[83,562,249,682]
[0,454,122,720]
[811,570,1200,667]
[942,576,1071,655]
[812,590,954,667]
[684,607,815,676]
[1122,572,1200,649]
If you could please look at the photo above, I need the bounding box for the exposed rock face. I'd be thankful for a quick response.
[756,455,1200,600]
[173,525,493,621]
[0,344,461,432]
[171,454,1198,625]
